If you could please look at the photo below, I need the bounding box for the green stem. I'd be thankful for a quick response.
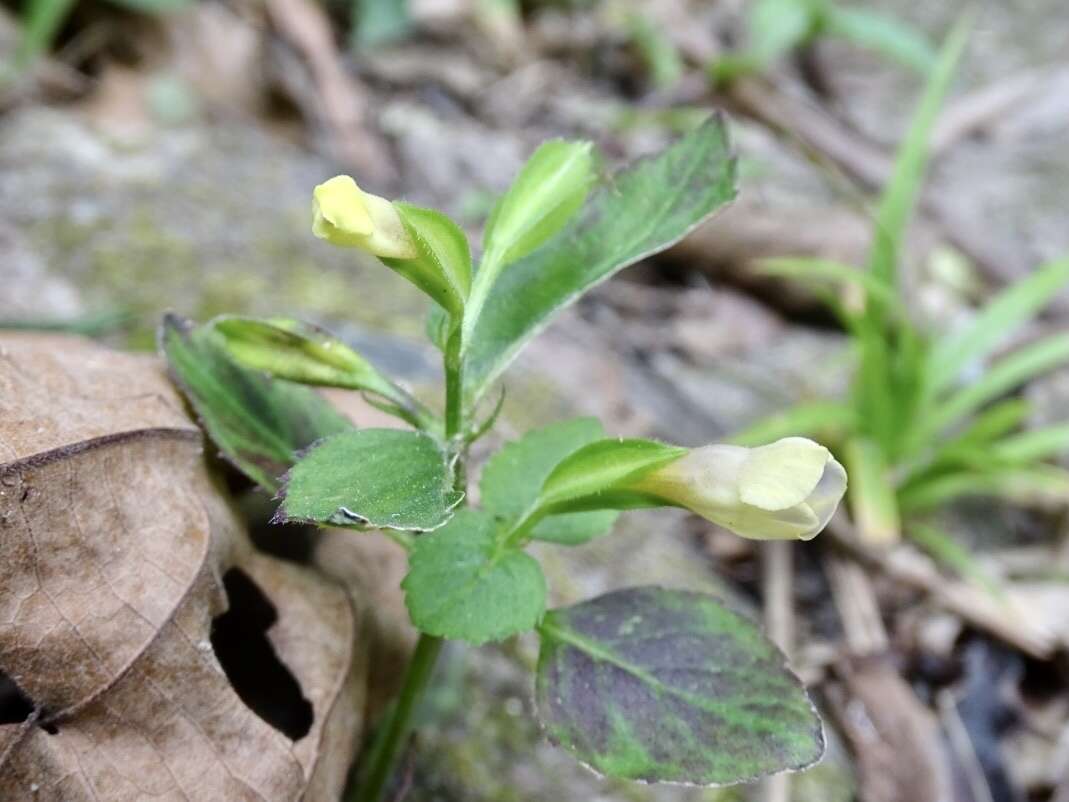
[352,320,466,802]
[351,634,444,802]
[444,332,464,440]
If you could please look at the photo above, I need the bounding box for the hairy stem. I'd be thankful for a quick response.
[352,320,466,802]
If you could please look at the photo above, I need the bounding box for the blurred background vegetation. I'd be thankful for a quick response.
[1,0,1068,800]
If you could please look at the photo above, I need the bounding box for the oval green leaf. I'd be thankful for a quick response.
[536,586,824,784]
[278,428,463,531]
[464,115,737,402]
[403,509,546,643]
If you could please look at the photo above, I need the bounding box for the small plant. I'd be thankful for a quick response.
[710,0,935,84]
[162,117,848,800]
[735,23,1069,549]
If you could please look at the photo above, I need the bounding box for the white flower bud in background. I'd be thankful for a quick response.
[312,175,417,259]
[629,437,847,541]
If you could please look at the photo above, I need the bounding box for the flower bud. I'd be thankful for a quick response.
[312,175,417,259]
[629,437,847,541]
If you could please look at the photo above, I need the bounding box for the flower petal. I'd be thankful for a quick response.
[738,437,831,511]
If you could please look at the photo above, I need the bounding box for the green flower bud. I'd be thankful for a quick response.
[630,437,847,541]
[312,175,417,259]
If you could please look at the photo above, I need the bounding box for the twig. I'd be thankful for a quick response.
[264,0,394,185]
[825,513,1056,659]
[825,552,889,657]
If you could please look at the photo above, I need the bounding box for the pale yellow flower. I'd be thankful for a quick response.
[312,175,417,259]
[630,437,847,540]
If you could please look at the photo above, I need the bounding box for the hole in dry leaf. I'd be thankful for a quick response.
[211,568,314,741]
[0,668,35,726]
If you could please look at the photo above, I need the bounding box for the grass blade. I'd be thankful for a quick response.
[921,333,1069,440]
[729,401,855,447]
[867,19,969,287]
[927,257,1069,396]
[990,424,1069,464]
[844,437,901,545]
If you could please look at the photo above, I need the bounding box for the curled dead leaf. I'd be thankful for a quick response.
[0,334,365,801]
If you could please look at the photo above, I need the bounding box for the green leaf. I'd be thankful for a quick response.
[464,116,737,402]
[844,437,900,544]
[159,314,352,492]
[536,587,824,784]
[990,424,1069,464]
[730,401,855,447]
[757,257,901,310]
[926,258,1069,397]
[209,316,432,428]
[626,11,684,88]
[383,203,472,319]
[403,508,546,643]
[901,465,1069,512]
[921,333,1069,440]
[482,140,596,277]
[822,5,935,72]
[464,140,596,348]
[867,20,969,288]
[14,0,75,69]
[352,0,409,48]
[480,418,619,545]
[278,428,463,531]
[749,0,814,62]
[538,439,687,511]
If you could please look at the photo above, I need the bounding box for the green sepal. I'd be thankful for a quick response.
[158,314,351,492]
[383,202,472,320]
[480,418,620,545]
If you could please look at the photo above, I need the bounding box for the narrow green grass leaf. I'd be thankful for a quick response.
[990,424,1069,464]
[464,116,737,402]
[14,0,75,68]
[822,5,935,71]
[403,509,546,643]
[536,587,824,784]
[159,314,351,492]
[927,258,1069,396]
[901,465,1069,512]
[278,428,463,531]
[844,437,901,544]
[758,257,900,309]
[730,401,855,447]
[867,20,969,286]
[922,333,1069,440]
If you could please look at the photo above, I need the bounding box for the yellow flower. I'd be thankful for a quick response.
[312,175,417,259]
[629,437,847,541]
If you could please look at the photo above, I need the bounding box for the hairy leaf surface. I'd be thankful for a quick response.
[160,314,352,491]
[279,428,462,531]
[464,116,736,401]
[403,509,546,643]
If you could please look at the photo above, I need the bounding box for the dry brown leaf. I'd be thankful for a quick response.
[0,334,366,801]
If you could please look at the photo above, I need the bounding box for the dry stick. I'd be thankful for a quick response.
[762,541,794,802]
[721,76,1030,284]
[264,0,394,185]
[825,513,1056,659]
